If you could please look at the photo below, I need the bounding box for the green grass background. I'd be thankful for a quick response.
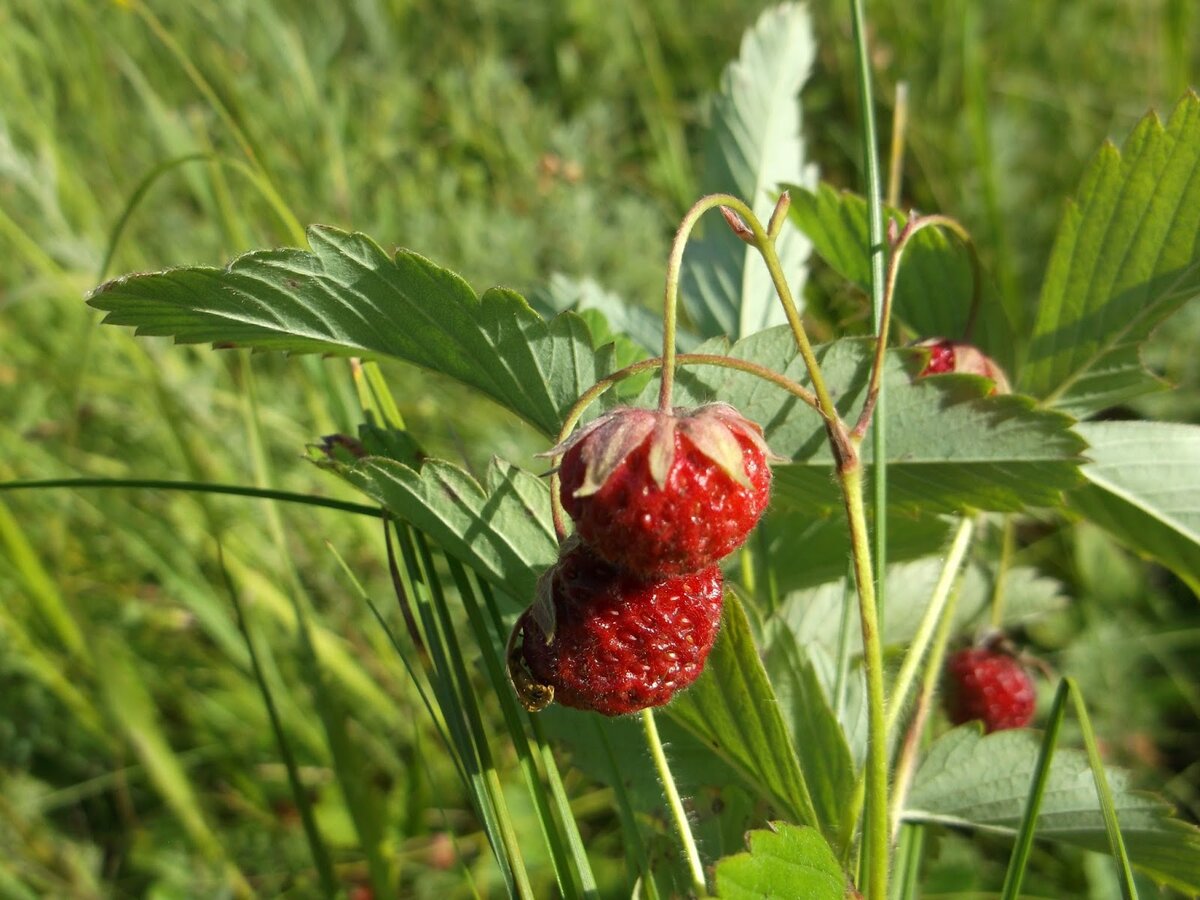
[1,0,1197,896]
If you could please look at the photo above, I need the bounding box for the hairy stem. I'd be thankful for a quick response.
[838,465,889,900]
[642,709,707,897]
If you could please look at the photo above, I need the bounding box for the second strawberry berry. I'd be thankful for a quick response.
[944,646,1036,733]
[553,402,772,579]
[513,543,724,716]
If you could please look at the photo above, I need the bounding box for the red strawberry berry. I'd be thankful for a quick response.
[552,403,772,578]
[509,543,724,716]
[944,647,1036,733]
[916,338,1011,395]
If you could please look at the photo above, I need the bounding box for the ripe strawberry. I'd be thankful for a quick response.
[944,647,1036,733]
[916,338,1011,394]
[552,403,772,578]
[510,543,724,716]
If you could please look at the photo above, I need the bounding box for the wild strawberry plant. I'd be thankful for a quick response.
[80,4,1200,899]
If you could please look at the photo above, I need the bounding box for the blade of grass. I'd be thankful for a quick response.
[0,478,383,518]
[240,354,394,896]
[392,523,521,896]
[1001,679,1138,900]
[449,559,597,899]
[412,532,535,898]
[215,545,338,898]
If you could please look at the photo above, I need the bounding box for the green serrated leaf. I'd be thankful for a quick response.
[344,457,558,603]
[715,823,847,900]
[680,3,817,340]
[905,727,1200,893]
[88,226,614,436]
[1022,93,1200,414]
[648,332,1085,513]
[1068,421,1200,595]
[785,183,1019,371]
[666,593,821,834]
[762,628,856,841]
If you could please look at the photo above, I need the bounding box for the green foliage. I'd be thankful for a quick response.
[680,2,818,339]
[88,227,619,437]
[787,184,1018,367]
[715,823,847,899]
[1022,93,1200,414]
[1069,422,1200,594]
[905,726,1200,893]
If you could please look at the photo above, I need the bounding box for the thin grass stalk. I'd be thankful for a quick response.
[241,355,394,895]
[448,558,596,900]
[412,533,535,898]
[475,579,601,899]
[217,547,338,898]
[1068,680,1140,899]
[392,523,520,894]
[1000,679,1069,900]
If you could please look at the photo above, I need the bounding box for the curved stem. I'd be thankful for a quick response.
[884,517,975,743]
[660,194,749,411]
[642,709,707,897]
[853,213,978,439]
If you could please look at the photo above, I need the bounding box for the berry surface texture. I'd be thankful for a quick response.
[556,403,772,578]
[517,545,724,716]
[945,647,1036,733]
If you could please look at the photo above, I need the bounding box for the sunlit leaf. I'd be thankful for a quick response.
[89,226,615,436]
[680,3,817,339]
[905,726,1200,893]
[1022,93,1200,415]
[715,823,847,899]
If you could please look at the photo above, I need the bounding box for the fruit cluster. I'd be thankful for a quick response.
[509,403,773,716]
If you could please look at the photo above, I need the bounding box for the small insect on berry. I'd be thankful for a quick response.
[551,403,772,579]
[944,646,1036,733]
[507,543,724,716]
[916,338,1011,395]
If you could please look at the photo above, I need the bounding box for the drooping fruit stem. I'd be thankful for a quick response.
[642,708,708,897]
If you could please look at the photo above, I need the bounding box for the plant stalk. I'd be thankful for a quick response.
[839,465,889,900]
[642,709,707,897]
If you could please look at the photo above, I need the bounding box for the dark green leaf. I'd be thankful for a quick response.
[762,628,856,841]
[667,593,821,833]
[785,183,1018,370]
[89,226,614,436]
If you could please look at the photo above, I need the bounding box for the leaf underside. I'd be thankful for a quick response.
[89,226,615,437]
[1068,421,1200,595]
[905,726,1200,893]
[680,2,817,340]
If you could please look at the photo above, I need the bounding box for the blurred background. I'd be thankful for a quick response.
[1,0,1197,896]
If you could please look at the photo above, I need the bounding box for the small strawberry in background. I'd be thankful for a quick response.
[916,337,1011,395]
[944,643,1037,733]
